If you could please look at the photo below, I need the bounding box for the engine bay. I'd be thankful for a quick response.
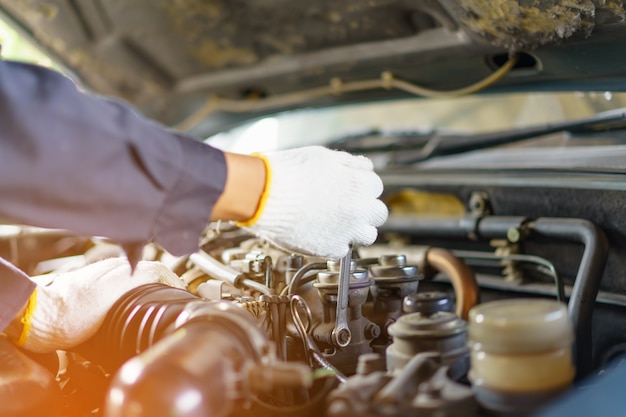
[5,172,625,417]
[4,2,626,416]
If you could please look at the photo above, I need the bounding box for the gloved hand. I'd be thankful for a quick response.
[11,257,185,353]
[238,146,388,259]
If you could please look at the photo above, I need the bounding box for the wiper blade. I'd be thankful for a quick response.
[328,128,435,154]
[331,108,626,164]
[396,107,626,164]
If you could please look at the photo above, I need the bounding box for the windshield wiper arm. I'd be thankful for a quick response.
[394,108,626,164]
[328,128,435,154]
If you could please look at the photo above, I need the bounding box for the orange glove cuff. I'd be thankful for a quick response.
[15,288,37,346]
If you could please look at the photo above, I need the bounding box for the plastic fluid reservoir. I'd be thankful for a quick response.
[468,299,574,414]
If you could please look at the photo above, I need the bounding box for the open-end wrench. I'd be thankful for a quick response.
[331,246,352,348]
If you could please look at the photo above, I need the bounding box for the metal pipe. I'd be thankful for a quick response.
[380,215,609,378]
[241,277,273,296]
[381,215,528,240]
[529,218,609,377]
[283,262,328,295]
[278,300,288,362]
[380,216,472,238]
[270,300,282,359]
[290,295,347,383]
[477,216,529,239]
[190,251,244,287]
[190,251,273,295]
[425,248,479,320]
[311,351,348,384]
[452,250,565,302]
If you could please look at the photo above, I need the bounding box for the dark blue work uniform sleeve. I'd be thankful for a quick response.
[0,59,227,332]
[0,258,35,332]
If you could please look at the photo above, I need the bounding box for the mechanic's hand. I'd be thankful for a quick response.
[11,258,185,353]
[238,146,388,258]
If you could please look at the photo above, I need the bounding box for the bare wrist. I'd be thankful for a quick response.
[211,152,266,221]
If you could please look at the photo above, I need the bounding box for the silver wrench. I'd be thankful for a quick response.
[332,246,352,348]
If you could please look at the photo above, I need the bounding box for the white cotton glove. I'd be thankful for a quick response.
[14,257,185,353]
[238,146,388,259]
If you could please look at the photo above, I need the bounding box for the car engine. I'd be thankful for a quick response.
[3,183,621,417]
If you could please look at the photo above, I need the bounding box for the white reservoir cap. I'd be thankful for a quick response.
[469,299,573,354]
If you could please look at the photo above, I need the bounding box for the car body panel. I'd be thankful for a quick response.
[2,1,626,136]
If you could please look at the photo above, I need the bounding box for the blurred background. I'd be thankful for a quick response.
[3,15,626,155]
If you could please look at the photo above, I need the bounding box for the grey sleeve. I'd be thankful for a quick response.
[0,60,228,333]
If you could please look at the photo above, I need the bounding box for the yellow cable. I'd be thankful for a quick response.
[384,53,519,98]
[175,54,519,131]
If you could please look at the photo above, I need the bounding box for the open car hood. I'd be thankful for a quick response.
[2,0,626,137]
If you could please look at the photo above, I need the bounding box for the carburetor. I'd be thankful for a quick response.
[311,259,381,375]
[366,254,422,353]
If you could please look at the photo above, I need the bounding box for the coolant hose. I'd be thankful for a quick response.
[425,247,479,320]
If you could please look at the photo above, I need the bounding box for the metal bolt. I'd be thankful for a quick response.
[332,327,352,347]
[507,227,522,243]
[468,192,491,216]
[403,292,452,314]
[365,323,381,339]
[378,254,406,267]
[286,254,303,270]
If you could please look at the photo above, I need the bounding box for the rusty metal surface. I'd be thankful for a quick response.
[3,1,626,133]
[443,0,626,50]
